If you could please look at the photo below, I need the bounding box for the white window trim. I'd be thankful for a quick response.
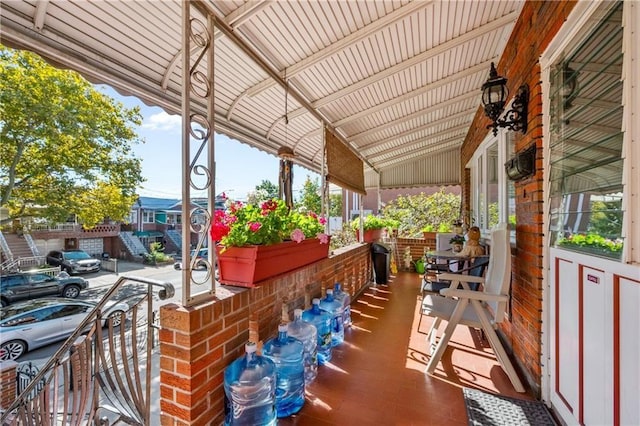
[467,129,511,235]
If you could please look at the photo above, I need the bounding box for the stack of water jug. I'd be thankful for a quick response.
[223,282,352,425]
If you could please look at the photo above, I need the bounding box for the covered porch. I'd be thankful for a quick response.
[2,1,639,425]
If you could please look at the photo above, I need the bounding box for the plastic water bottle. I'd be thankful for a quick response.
[223,341,277,426]
[262,324,305,418]
[320,289,345,347]
[333,282,352,328]
[302,298,332,365]
[287,308,318,385]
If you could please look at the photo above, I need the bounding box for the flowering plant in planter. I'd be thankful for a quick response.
[211,198,329,251]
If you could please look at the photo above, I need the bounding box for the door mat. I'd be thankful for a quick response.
[463,388,557,426]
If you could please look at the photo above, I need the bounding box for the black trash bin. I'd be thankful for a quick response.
[371,243,391,284]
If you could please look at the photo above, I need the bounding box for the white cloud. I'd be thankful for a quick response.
[141,111,181,131]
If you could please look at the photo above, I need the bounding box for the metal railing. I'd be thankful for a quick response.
[0,231,12,262]
[0,276,175,426]
[0,256,48,273]
[23,234,39,256]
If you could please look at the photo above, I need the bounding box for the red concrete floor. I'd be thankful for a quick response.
[280,271,535,425]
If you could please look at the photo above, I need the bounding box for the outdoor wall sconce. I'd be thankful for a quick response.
[481,62,529,136]
[505,144,536,181]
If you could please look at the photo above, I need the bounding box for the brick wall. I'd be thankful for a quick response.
[158,244,371,425]
[0,361,17,410]
[460,1,577,391]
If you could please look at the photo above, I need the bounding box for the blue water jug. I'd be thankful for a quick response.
[287,308,318,385]
[302,298,332,365]
[333,282,352,328]
[320,288,345,347]
[223,341,277,426]
[262,324,305,418]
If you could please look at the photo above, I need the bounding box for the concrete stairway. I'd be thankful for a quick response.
[2,232,35,260]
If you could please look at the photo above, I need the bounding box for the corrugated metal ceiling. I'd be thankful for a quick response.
[0,0,524,189]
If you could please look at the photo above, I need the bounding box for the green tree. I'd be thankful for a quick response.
[382,188,461,237]
[329,193,342,217]
[246,179,279,204]
[0,46,144,228]
[296,176,321,214]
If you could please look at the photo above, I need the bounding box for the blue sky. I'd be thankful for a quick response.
[98,86,317,201]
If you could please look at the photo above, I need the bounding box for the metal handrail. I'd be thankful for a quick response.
[0,231,13,262]
[0,276,175,425]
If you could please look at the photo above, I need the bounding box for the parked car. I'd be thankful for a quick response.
[0,298,129,361]
[46,249,101,274]
[0,272,88,307]
[173,248,210,271]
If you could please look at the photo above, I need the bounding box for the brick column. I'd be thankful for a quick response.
[0,361,18,411]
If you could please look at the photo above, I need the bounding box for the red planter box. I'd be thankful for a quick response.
[356,229,384,243]
[216,238,330,288]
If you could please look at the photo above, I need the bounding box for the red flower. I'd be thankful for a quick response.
[261,200,278,215]
[249,222,262,232]
[210,210,231,241]
[229,201,243,213]
[319,217,327,225]
[309,212,318,219]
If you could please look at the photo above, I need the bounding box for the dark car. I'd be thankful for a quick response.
[46,249,101,274]
[0,298,128,360]
[0,272,88,307]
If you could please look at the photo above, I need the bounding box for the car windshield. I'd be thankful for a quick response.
[63,251,92,260]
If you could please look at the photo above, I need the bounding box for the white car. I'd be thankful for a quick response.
[0,298,128,361]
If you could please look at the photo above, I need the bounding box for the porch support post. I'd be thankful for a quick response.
[181,1,216,306]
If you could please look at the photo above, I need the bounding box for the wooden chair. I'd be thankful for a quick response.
[421,223,525,393]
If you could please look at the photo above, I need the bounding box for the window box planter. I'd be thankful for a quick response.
[216,238,330,288]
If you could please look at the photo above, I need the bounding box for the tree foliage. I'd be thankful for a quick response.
[329,193,342,217]
[246,179,279,204]
[296,176,321,214]
[382,189,461,237]
[0,46,144,228]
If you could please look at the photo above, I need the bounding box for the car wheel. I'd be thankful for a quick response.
[62,285,81,298]
[0,340,27,361]
[64,266,73,274]
[0,299,7,308]
[107,310,125,328]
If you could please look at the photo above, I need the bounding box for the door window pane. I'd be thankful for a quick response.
[548,2,624,260]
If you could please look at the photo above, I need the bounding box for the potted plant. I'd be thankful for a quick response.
[351,214,387,242]
[211,198,330,287]
[449,234,466,252]
[421,224,436,241]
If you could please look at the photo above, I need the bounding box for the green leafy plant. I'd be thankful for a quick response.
[556,233,623,258]
[211,198,328,250]
[350,214,388,231]
[438,222,452,232]
[145,242,173,264]
[421,224,435,232]
[449,235,466,245]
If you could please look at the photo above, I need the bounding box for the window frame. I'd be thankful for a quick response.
[541,0,638,264]
[467,129,514,237]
